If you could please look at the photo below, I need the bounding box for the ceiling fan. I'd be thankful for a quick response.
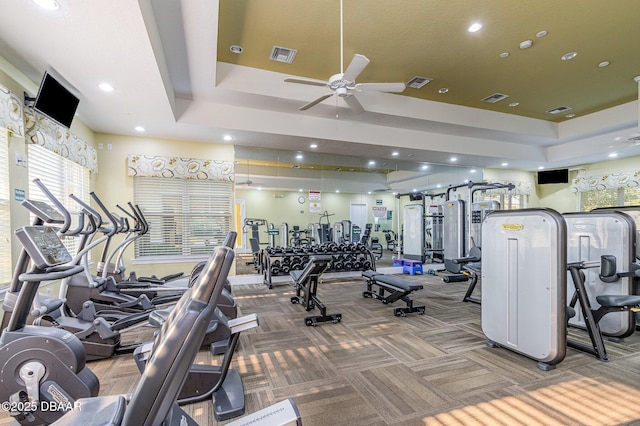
[235,160,258,187]
[284,0,406,113]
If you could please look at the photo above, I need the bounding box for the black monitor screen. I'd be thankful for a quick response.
[537,168,569,184]
[34,72,79,128]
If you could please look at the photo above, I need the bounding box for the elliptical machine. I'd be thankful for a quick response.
[0,225,99,425]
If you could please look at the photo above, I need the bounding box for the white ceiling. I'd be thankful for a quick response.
[0,0,639,194]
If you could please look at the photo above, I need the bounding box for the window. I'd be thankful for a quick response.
[0,128,11,287]
[623,187,640,206]
[580,188,624,211]
[477,192,524,210]
[134,177,233,259]
[27,144,90,255]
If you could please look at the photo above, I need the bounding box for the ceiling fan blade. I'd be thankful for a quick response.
[299,94,334,110]
[354,82,406,93]
[284,78,328,87]
[342,54,370,82]
[343,94,364,113]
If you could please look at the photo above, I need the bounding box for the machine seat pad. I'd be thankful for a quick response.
[596,295,640,308]
[51,395,126,426]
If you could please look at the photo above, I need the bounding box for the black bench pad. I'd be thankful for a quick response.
[372,274,423,291]
[361,271,424,317]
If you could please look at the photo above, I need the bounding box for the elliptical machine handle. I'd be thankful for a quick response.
[70,193,103,229]
[32,178,72,234]
[90,192,120,237]
[18,264,85,283]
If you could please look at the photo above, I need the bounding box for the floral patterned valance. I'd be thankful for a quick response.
[128,155,234,181]
[24,108,98,173]
[0,83,24,136]
[571,171,640,193]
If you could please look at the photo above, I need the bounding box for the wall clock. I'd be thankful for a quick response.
[298,195,306,204]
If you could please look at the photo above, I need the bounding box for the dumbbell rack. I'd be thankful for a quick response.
[260,243,376,289]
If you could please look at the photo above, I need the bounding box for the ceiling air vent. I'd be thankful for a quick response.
[481,93,510,103]
[406,76,432,89]
[269,46,297,64]
[547,106,572,114]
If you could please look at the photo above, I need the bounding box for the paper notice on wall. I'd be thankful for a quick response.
[310,202,321,213]
[309,190,321,201]
[372,206,387,218]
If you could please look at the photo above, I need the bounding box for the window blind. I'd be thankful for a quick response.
[27,143,90,255]
[0,129,11,287]
[134,177,233,258]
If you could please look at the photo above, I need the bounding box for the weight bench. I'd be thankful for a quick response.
[290,255,342,326]
[362,270,425,317]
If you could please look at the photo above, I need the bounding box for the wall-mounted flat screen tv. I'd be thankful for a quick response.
[537,168,569,184]
[34,72,79,128]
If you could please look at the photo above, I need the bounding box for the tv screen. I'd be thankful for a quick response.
[34,72,79,128]
[538,168,569,184]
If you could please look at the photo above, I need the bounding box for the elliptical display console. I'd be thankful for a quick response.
[14,226,72,269]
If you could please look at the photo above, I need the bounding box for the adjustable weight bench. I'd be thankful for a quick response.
[290,255,342,326]
[362,270,425,317]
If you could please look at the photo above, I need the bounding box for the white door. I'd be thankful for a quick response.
[350,203,368,241]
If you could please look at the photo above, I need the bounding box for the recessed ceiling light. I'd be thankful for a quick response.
[229,45,243,54]
[608,152,618,158]
[368,160,376,165]
[33,0,59,10]
[470,169,477,173]
[296,154,303,160]
[538,166,545,170]
[561,52,578,61]
[501,162,509,166]
[450,156,457,162]
[436,184,442,188]
[499,52,510,58]
[468,23,482,33]
[391,151,399,156]
[134,126,145,132]
[598,61,610,68]
[367,191,372,195]
[536,30,548,38]
[508,102,520,107]
[412,189,418,192]
[223,135,233,141]
[309,143,318,149]
[565,113,576,118]
[421,164,429,170]
[464,179,469,183]
[335,190,340,193]
[519,40,533,49]
[299,189,303,192]
[98,82,114,92]
[438,88,449,94]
